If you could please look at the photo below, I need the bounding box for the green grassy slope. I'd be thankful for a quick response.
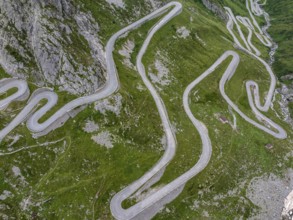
[0,0,292,219]
[265,0,293,80]
[265,0,293,119]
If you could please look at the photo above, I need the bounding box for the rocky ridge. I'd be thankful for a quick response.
[0,0,105,95]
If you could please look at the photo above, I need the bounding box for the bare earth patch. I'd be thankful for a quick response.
[148,53,175,88]
[246,169,293,219]
[176,26,190,39]
[0,190,12,201]
[91,131,114,149]
[119,39,135,69]
[94,94,122,116]
[83,120,99,133]
[147,0,161,9]
[106,0,125,9]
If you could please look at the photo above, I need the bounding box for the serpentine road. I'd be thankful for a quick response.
[0,0,287,219]
[0,2,181,140]
[0,78,29,110]
[224,0,286,138]
[111,0,286,219]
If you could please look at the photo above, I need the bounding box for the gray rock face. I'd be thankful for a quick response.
[0,0,105,95]
[281,74,293,81]
[277,84,293,128]
[201,0,228,21]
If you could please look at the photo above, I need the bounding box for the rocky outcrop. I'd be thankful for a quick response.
[0,0,105,95]
[282,190,293,220]
[201,0,228,21]
[277,84,293,128]
[281,74,293,81]
[147,0,164,9]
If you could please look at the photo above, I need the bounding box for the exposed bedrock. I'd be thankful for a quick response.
[0,0,105,95]
[201,0,228,21]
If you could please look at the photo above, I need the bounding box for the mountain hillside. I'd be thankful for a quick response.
[264,0,293,121]
[0,0,292,219]
[0,0,105,95]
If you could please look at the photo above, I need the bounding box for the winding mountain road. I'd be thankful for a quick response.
[0,2,180,140]
[111,0,286,219]
[224,0,286,138]
[0,0,287,219]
